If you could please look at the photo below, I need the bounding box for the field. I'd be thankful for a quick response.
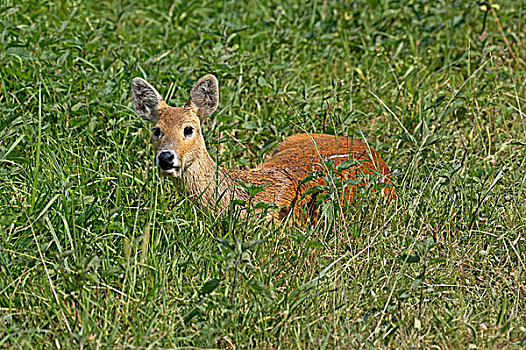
[1,0,525,348]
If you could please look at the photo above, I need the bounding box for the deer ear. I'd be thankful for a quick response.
[131,77,165,122]
[187,74,219,123]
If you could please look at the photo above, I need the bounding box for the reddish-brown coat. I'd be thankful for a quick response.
[224,133,396,223]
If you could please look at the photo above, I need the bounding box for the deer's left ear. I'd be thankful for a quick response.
[187,74,219,123]
[131,77,165,122]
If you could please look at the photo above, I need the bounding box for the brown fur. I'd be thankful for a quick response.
[131,75,396,224]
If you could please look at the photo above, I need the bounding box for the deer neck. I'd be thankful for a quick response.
[178,147,239,209]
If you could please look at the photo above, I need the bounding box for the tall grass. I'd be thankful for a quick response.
[1,0,525,348]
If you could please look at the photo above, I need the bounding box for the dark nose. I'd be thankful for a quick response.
[157,151,174,170]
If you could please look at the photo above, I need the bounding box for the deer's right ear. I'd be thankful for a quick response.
[131,77,165,122]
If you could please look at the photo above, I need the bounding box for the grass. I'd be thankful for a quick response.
[1,0,525,348]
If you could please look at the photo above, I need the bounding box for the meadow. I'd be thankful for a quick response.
[1,0,525,348]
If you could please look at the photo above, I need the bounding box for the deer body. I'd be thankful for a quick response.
[131,75,395,223]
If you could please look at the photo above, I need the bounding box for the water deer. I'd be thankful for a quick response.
[131,74,396,224]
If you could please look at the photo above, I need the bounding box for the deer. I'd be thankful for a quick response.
[131,74,396,224]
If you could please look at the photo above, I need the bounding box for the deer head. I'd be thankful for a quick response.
[131,75,219,178]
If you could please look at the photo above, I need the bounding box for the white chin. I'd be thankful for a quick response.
[159,168,182,178]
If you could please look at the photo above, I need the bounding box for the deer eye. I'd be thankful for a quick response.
[183,126,194,138]
[152,127,162,139]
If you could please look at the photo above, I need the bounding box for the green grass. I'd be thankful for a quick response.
[1,0,525,348]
